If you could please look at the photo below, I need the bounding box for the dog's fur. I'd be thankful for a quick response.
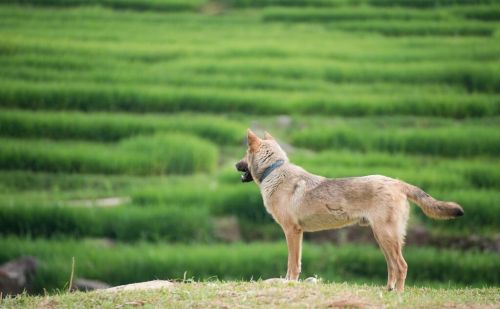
[236,129,464,292]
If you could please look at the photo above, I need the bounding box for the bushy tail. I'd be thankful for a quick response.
[402,182,464,220]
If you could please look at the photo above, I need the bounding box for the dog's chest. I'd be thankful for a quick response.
[260,190,291,225]
[261,194,278,216]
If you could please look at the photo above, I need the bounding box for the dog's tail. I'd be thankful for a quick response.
[401,182,464,220]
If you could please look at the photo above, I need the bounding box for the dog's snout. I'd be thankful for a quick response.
[235,160,248,172]
[236,159,253,182]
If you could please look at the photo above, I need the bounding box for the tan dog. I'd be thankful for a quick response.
[236,129,464,292]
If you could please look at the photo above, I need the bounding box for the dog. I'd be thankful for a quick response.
[235,129,464,292]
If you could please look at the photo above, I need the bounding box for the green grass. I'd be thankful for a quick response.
[0,0,205,11]
[0,178,272,241]
[262,7,448,22]
[290,118,500,157]
[0,171,170,195]
[0,237,498,293]
[0,134,218,174]
[0,0,499,299]
[0,204,212,242]
[0,109,246,144]
[2,81,498,117]
[2,282,499,309]
[230,0,496,8]
[132,184,268,221]
[0,5,499,117]
[456,5,500,21]
[325,19,496,37]
[133,182,282,240]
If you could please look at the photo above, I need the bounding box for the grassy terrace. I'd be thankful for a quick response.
[2,282,498,309]
[0,0,498,305]
[0,237,498,292]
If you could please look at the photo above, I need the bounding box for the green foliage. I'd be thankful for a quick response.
[0,238,498,293]
[326,20,495,37]
[0,5,499,117]
[132,183,276,237]
[0,0,499,292]
[455,5,500,21]
[0,134,218,174]
[133,184,270,221]
[263,7,446,22]
[0,204,212,242]
[461,163,500,188]
[291,122,500,157]
[0,0,204,11]
[0,109,245,145]
[229,0,495,8]
[368,0,495,8]
[209,186,270,223]
[2,81,498,117]
[0,170,164,195]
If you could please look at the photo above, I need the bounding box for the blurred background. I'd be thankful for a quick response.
[0,0,498,294]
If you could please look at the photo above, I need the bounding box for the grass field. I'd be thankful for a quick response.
[0,0,498,304]
[2,282,499,308]
[1,237,498,292]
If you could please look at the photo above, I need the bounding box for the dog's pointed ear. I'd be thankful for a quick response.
[247,129,261,151]
[264,131,274,140]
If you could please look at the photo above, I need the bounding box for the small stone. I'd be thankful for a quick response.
[304,277,319,284]
[72,278,110,291]
[101,280,174,293]
[263,278,288,284]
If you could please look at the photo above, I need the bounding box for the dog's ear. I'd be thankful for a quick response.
[264,131,274,140]
[247,129,261,151]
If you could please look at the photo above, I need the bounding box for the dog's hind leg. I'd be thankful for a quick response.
[284,225,303,281]
[371,202,409,292]
[394,246,408,292]
[394,202,409,292]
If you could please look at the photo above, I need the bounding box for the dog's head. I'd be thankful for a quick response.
[235,129,288,183]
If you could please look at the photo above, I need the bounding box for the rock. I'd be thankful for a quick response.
[304,277,319,284]
[0,256,38,297]
[263,278,289,284]
[72,278,110,291]
[101,280,174,293]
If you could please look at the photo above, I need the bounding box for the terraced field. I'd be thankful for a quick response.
[0,0,498,294]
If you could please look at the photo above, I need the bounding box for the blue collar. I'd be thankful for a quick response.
[259,159,285,183]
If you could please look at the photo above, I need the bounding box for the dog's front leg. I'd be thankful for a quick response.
[284,226,303,281]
